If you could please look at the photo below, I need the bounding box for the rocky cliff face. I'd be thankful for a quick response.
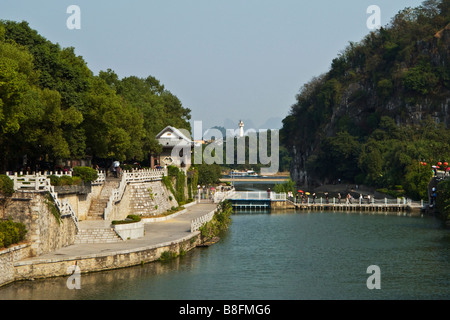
[283,18,450,187]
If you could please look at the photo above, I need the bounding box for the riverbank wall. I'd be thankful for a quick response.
[0,170,219,288]
[12,232,202,282]
[0,198,218,287]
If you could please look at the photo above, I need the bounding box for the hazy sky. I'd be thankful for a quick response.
[1,0,425,131]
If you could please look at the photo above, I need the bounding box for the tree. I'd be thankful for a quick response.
[0,20,192,171]
[197,163,222,185]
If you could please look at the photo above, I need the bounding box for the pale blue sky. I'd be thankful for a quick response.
[1,0,425,130]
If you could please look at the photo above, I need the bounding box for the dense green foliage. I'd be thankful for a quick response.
[48,174,82,186]
[0,219,27,248]
[0,175,14,196]
[187,168,198,201]
[163,165,187,204]
[436,179,450,223]
[196,163,222,186]
[0,20,191,172]
[199,200,232,239]
[273,178,297,194]
[281,0,450,199]
[72,166,98,183]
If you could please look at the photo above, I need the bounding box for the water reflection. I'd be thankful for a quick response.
[0,211,449,300]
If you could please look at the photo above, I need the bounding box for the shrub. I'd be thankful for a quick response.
[167,165,179,177]
[199,200,232,239]
[0,175,14,197]
[0,219,28,248]
[72,166,98,183]
[111,215,141,225]
[49,175,83,186]
[60,175,74,186]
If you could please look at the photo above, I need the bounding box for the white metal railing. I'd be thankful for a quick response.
[224,191,424,208]
[191,209,216,232]
[213,188,236,203]
[293,196,423,208]
[226,191,286,201]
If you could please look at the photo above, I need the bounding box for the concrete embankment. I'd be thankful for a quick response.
[1,203,217,287]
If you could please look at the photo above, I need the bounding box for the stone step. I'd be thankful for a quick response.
[87,213,104,220]
[75,228,122,244]
[86,177,121,220]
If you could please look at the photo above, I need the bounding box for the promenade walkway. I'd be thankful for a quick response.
[16,203,217,265]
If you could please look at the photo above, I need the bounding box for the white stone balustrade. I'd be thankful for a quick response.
[191,209,216,233]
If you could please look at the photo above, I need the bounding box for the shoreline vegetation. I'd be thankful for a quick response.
[199,201,233,243]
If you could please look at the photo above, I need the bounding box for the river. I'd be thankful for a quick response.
[0,182,449,300]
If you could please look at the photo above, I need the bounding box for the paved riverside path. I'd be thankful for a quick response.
[18,203,217,264]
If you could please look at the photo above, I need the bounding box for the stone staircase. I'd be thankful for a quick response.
[74,222,122,244]
[75,178,124,244]
[87,178,121,220]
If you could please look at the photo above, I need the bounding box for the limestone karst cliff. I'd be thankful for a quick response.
[281,1,450,196]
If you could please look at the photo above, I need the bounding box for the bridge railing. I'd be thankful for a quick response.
[226,191,424,208]
[294,196,423,208]
[213,189,236,203]
[226,191,286,201]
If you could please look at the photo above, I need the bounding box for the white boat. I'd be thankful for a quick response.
[229,170,259,177]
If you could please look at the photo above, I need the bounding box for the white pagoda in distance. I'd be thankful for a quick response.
[239,120,244,137]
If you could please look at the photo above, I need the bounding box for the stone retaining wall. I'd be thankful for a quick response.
[113,221,145,240]
[57,185,103,221]
[13,233,201,281]
[0,192,77,258]
[0,180,190,287]
[129,181,179,217]
[0,243,31,286]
